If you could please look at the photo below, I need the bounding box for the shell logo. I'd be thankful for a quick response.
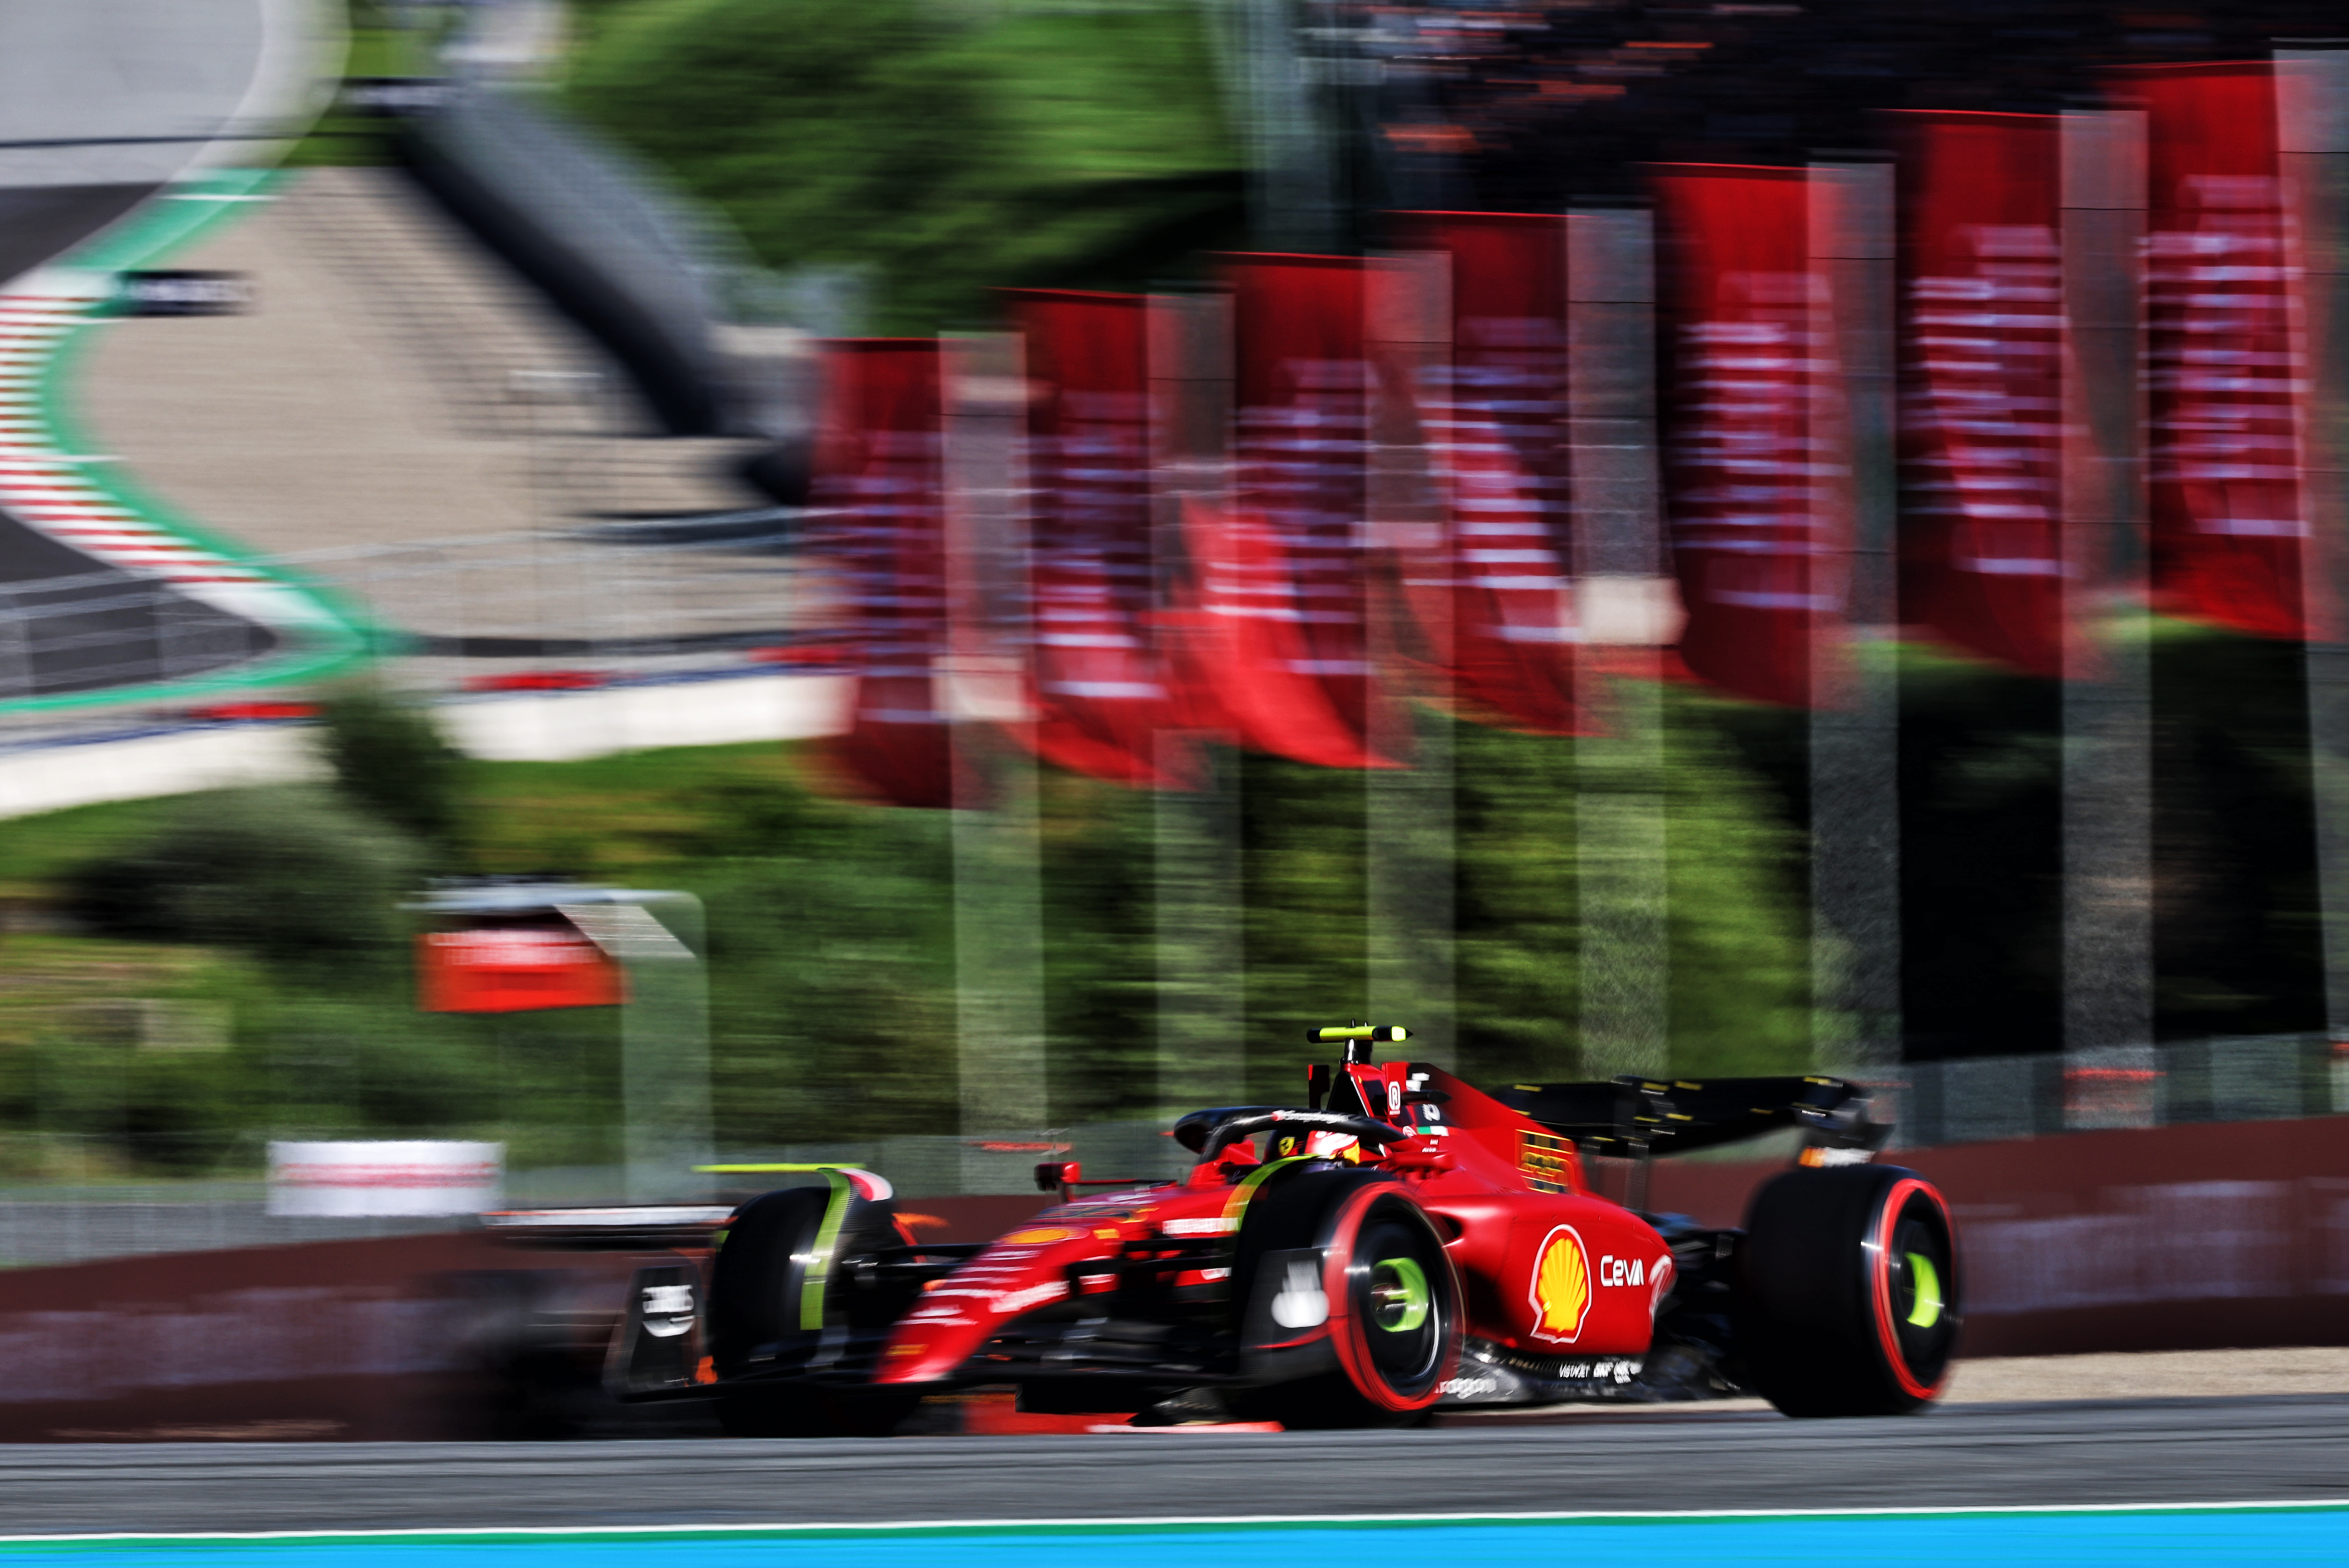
[1001,1226,1078,1245]
[1528,1224,1592,1345]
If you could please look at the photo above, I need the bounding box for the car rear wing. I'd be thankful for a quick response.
[1490,1074,1891,1159]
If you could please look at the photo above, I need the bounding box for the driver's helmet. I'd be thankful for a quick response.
[1303,1128,1363,1163]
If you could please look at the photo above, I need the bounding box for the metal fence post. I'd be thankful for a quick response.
[1567,204,1671,1082]
[2060,109,2156,1127]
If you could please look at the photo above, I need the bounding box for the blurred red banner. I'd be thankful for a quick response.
[1891,111,2074,680]
[1653,164,1851,709]
[417,921,623,1013]
[1166,494,1390,767]
[2127,61,2315,642]
[1004,289,1197,790]
[1389,212,1592,736]
[809,340,961,808]
[1182,254,1398,768]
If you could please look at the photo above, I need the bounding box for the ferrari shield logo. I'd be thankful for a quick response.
[1529,1224,1592,1344]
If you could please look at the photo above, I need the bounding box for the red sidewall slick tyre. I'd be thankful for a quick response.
[1230,1169,1462,1429]
[1867,1177,1958,1404]
[1739,1165,1961,1418]
[1322,1184,1462,1415]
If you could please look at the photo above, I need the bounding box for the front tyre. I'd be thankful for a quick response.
[1738,1165,1960,1418]
[1231,1173,1461,1429]
[1336,1191,1454,1412]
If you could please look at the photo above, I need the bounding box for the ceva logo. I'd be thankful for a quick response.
[1529,1224,1592,1345]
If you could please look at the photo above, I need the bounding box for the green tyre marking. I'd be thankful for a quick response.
[1370,1255,1430,1332]
[1216,1155,1318,1232]
[1905,1252,1943,1330]
[800,1170,855,1332]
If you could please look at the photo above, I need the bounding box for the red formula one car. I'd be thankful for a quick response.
[602,1025,1959,1432]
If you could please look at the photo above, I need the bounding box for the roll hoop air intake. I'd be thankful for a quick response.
[1173,1106,1413,1161]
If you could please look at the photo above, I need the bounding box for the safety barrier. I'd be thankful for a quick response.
[1644,1110,2349,1357]
[0,514,847,812]
[1883,1038,2342,1145]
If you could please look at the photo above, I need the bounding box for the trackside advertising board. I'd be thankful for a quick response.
[1891,111,2075,680]
[266,1141,503,1217]
[2126,61,2316,641]
[1652,163,1852,709]
[1390,210,1592,738]
[416,920,624,1013]
[811,340,960,809]
[1214,254,1396,767]
[1005,289,1192,790]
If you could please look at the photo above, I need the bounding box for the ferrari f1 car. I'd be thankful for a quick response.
[597,1025,1959,1432]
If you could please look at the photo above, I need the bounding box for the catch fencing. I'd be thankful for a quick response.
[1893,1036,2343,1145]
[0,522,832,782]
[0,521,810,711]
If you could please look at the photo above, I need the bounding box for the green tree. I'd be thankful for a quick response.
[1654,705,1818,1075]
[673,769,963,1141]
[314,683,471,857]
[1025,696,1818,1117]
[65,785,423,973]
[564,0,1241,331]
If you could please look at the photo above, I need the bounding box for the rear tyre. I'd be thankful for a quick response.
[1738,1165,1960,1418]
[708,1186,921,1438]
[1228,1170,1461,1429]
[708,1188,829,1380]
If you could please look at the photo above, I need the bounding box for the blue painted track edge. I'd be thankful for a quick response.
[1,1497,2346,1547]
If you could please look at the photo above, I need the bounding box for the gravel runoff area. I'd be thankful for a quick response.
[1946,1346,2349,1402]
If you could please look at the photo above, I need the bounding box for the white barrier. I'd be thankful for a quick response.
[266,1141,503,1218]
[0,724,324,819]
[437,672,850,762]
[0,670,854,820]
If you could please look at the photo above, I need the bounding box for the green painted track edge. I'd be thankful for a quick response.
[4,166,379,717]
[0,1498,2343,1548]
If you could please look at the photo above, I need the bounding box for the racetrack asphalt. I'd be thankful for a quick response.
[0,1394,2337,1537]
[0,0,293,700]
